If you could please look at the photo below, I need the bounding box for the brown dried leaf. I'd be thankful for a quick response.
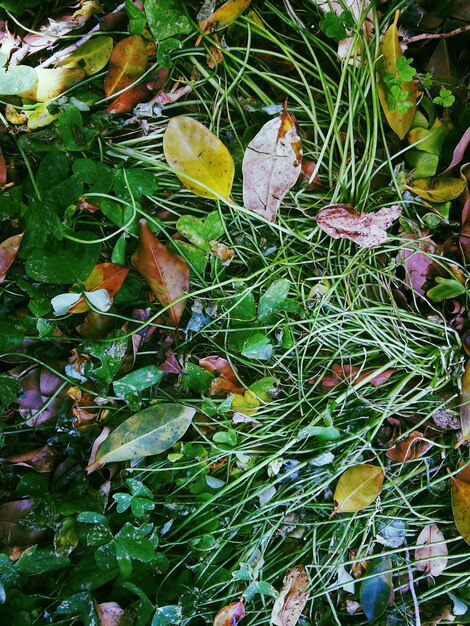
[398,233,439,295]
[0,233,22,284]
[415,524,448,577]
[270,564,310,626]
[104,35,147,97]
[386,431,433,463]
[0,445,62,473]
[309,364,395,389]
[315,205,402,247]
[131,220,190,326]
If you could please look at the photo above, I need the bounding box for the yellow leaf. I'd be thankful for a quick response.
[163,115,234,199]
[230,390,259,415]
[57,36,113,76]
[406,177,466,203]
[377,12,416,139]
[333,464,384,514]
[199,0,252,34]
[451,472,470,545]
[19,68,86,102]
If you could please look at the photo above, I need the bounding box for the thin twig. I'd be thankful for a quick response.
[37,2,125,68]
[405,547,422,626]
[404,23,470,45]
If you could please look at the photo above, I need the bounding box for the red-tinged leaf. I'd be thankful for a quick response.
[104,35,147,98]
[15,366,67,427]
[242,109,303,222]
[199,0,252,35]
[131,219,190,325]
[105,68,169,114]
[333,464,384,514]
[68,263,129,313]
[0,500,46,547]
[457,360,470,447]
[198,356,240,386]
[94,601,124,626]
[415,524,448,577]
[0,151,6,185]
[299,159,321,190]
[150,83,192,105]
[360,556,393,623]
[213,600,245,626]
[309,364,395,389]
[398,233,439,295]
[315,205,401,248]
[386,431,433,463]
[270,565,310,626]
[0,445,62,473]
[0,233,23,284]
[451,465,470,545]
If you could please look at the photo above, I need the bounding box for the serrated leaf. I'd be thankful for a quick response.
[131,219,190,325]
[104,35,147,97]
[91,403,196,466]
[163,115,234,199]
[258,278,290,320]
[407,177,466,202]
[333,464,384,513]
[0,65,37,95]
[19,68,85,102]
[377,14,416,139]
[415,524,448,576]
[360,556,392,623]
[242,110,302,222]
[57,36,113,75]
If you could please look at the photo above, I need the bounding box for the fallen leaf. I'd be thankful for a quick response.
[0,445,62,473]
[211,241,235,266]
[0,151,6,185]
[19,67,86,102]
[458,361,470,447]
[299,159,321,190]
[451,465,470,545]
[270,564,309,626]
[105,68,168,114]
[213,600,245,626]
[310,364,395,389]
[0,233,22,284]
[398,233,439,295]
[376,12,416,139]
[15,366,67,427]
[163,115,234,199]
[0,65,37,96]
[198,355,241,387]
[442,126,470,175]
[95,601,124,626]
[242,109,302,222]
[104,35,147,97]
[333,464,384,514]
[315,204,401,247]
[68,263,129,314]
[415,524,448,577]
[199,0,252,35]
[406,177,466,203]
[360,556,393,623]
[87,403,196,469]
[386,431,433,462]
[131,219,190,325]
[0,500,46,547]
[57,36,113,75]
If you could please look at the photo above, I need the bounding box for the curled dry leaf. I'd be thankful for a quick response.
[270,564,310,626]
[213,600,245,626]
[131,220,190,326]
[309,364,395,389]
[68,263,129,314]
[104,35,147,97]
[451,465,470,546]
[333,464,384,514]
[163,115,234,199]
[0,233,23,284]
[386,431,433,463]
[457,360,470,447]
[316,204,402,247]
[415,524,448,577]
[242,109,302,222]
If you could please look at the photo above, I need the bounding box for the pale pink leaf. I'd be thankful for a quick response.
[415,524,448,576]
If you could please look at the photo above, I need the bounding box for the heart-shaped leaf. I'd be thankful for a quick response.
[333,464,384,513]
[104,35,147,97]
[163,115,234,199]
[131,219,190,325]
[360,556,392,623]
[258,279,290,321]
[89,403,196,467]
[176,211,224,250]
[145,0,192,42]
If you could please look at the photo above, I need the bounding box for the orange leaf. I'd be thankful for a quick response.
[104,35,147,98]
[386,431,433,463]
[105,68,168,114]
[69,263,129,313]
[199,0,251,35]
[198,355,240,386]
[0,233,22,284]
[213,601,245,626]
[131,219,190,326]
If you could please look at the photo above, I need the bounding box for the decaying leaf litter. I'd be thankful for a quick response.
[0,0,469,624]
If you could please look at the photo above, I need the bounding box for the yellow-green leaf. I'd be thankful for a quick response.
[333,464,384,514]
[451,470,470,545]
[199,0,251,35]
[377,12,416,139]
[57,36,113,76]
[407,177,466,202]
[90,403,196,467]
[163,115,234,199]
[104,35,147,97]
[19,68,86,102]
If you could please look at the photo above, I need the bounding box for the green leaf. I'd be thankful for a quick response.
[0,375,21,410]
[182,362,214,393]
[258,278,290,320]
[114,168,158,201]
[100,198,139,236]
[360,556,393,623]
[113,493,132,513]
[396,55,415,82]
[241,332,273,360]
[83,333,128,383]
[405,150,439,178]
[115,523,155,562]
[296,425,341,441]
[319,12,347,41]
[225,291,256,322]
[176,211,224,251]
[25,233,101,284]
[151,605,182,626]
[426,277,467,302]
[407,119,448,156]
[145,0,192,42]
[92,403,196,465]
[57,36,113,76]
[113,365,163,409]
[0,318,25,352]
[58,104,95,151]
[157,38,181,67]
[433,87,455,108]
[0,65,37,95]
[126,0,147,34]
[15,547,70,575]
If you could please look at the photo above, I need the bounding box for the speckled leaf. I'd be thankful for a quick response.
[333,464,384,514]
[451,467,470,545]
[104,35,147,97]
[270,564,309,626]
[163,115,234,199]
[145,0,192,42]
[213,601,245,626]
[406,177,465,202]
[415,524,448,576]
[360,556,392,623]
[113,365,163,409]
[242,110,302,222]
[91,403,195,466]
